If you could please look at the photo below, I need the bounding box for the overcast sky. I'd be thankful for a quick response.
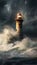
[0,0,37,37]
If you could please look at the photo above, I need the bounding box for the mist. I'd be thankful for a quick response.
[0,0,37,61]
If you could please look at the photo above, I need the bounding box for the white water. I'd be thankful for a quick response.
[0,25,37,59]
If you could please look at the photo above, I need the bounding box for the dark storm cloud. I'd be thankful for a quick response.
[0,0,37,36]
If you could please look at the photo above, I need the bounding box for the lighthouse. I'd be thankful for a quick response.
[15,12,23,40]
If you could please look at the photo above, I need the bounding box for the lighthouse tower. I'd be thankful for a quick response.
[15,12,23,40]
